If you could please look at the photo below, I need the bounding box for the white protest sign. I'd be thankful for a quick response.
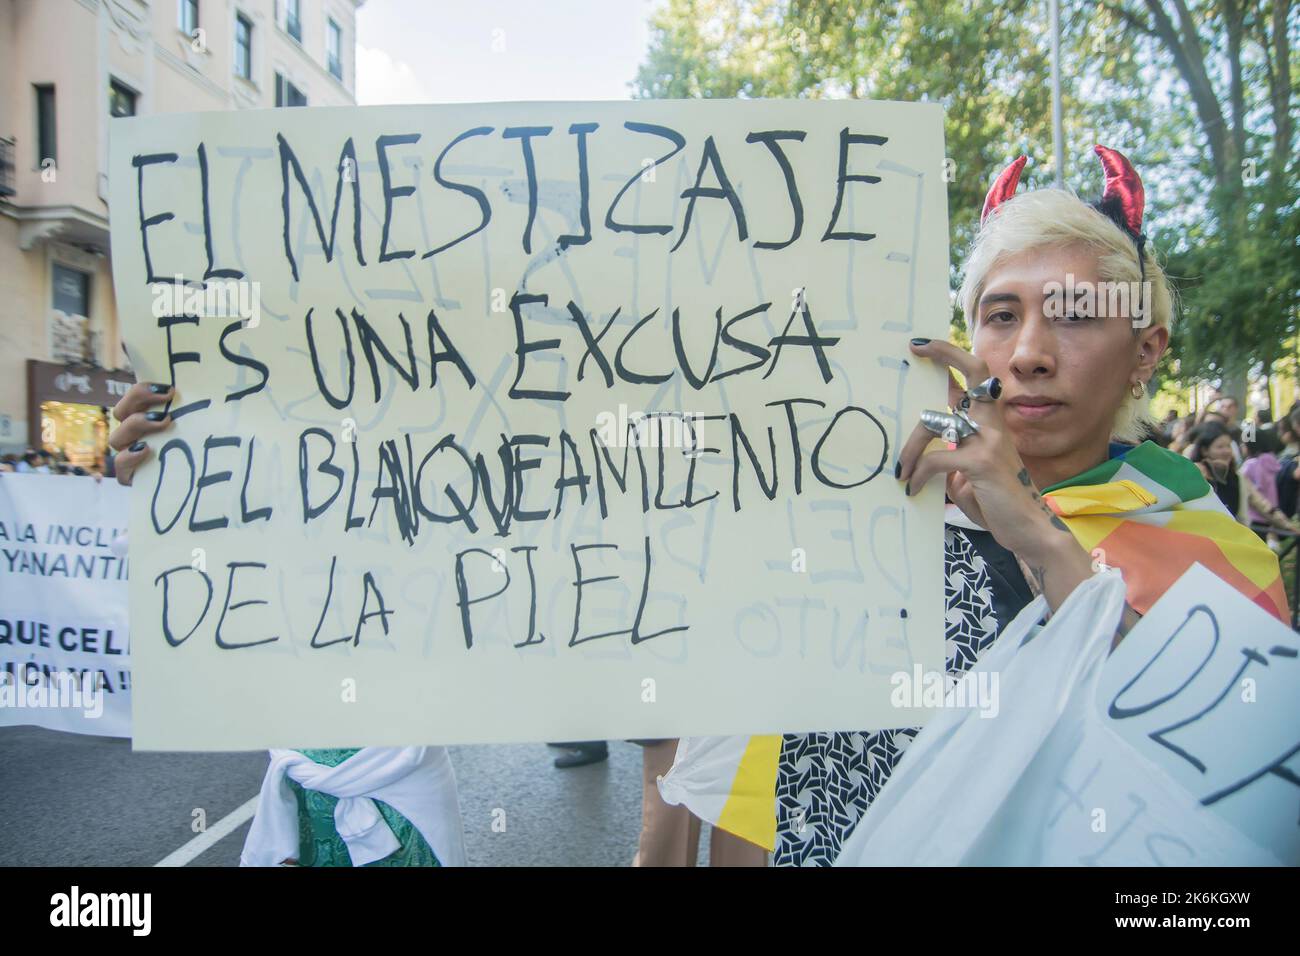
[108,100,950,750]
[1096,562,1300,863]
[835,570,1286,866]
[0,474,133,737]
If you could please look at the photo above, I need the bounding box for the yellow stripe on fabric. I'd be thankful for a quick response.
[1055,513,1126,554]
[715,734,781,852]
[1164,509,1283,590]
[1047,479,1158,517]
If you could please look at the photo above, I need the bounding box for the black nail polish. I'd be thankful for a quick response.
[905,481,912,497]
[910,337,931,346]
[145,411,167,422]
[148,383,171,394]
[901,358,910,367]
[129,441,146,452]
[894,461,902,479]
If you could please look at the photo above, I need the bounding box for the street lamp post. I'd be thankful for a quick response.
[1050,0,1064,189]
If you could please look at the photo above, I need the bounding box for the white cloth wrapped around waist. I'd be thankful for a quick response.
[241,746,466,867]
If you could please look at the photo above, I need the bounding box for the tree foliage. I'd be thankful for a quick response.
[634,0,1300,394]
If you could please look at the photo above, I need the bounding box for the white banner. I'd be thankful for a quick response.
[0,474,132,737]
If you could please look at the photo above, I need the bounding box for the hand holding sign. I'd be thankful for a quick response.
[109,381,175,486]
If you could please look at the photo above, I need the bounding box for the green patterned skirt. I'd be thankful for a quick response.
[289,748,441,867]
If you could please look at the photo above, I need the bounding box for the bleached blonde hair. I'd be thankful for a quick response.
[958,189,1174,443]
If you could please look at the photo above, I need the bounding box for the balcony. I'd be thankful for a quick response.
[0,137,14,199]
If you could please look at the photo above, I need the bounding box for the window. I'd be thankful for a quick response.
[109,79,137,118]
[235,14,252,80]
[50,263,93,364]
[0,137,15,198]
[275,73,306,108]
[178,0,198,36]
[34,85,56,166]
[327,18,342,80]
[285,0,301,43]
[52,263,91,318]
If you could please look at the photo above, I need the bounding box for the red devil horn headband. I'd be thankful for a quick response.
[980,155,1027,225]
[1093,145,1144,236]
[979,146,1146,240]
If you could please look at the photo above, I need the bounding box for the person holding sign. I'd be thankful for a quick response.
[669,146,1289,866]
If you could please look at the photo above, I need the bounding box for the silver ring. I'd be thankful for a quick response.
[921,408,979,445]
[965,376,1002,403]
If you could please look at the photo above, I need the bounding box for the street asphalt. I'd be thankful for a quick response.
[0,726,657,866]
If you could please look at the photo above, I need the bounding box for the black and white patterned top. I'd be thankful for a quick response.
[772,524,1028,867]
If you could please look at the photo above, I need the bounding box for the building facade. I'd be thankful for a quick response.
[0,0,361,465]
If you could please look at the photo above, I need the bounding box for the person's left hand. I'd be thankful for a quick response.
[897,338,1071,561]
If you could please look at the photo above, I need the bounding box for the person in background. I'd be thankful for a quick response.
[1272,409,1300,520]
[1184,405,1234,460]
[1287,403,1300,458]
[1188,422,1297,532]
[1218,396,1245,464]
[1195,406,1230,429]
[1242,429,1287,540]
[1283,416,1300,459]
[1218,395,1241,428]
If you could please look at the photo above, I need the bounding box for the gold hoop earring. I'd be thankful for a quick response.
[1131,381,1146,400]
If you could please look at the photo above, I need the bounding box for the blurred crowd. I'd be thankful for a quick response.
[1153,392,1300,544]
[0,449,111,479]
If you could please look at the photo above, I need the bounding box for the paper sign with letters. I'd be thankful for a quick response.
[1097,563,1299,862]
[108,100,949,750]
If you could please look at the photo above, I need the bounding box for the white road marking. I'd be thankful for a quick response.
[154,795,259,867]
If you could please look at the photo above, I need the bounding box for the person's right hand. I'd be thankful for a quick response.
[109,382,175,486]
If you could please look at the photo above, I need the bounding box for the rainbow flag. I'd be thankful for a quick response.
[659,441,1289,851]
[1042,441,1288,621]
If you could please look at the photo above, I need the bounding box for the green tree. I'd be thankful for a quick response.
[1101,1,1298,408]
[634,0,1076,287]
[635,1,1300,404]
